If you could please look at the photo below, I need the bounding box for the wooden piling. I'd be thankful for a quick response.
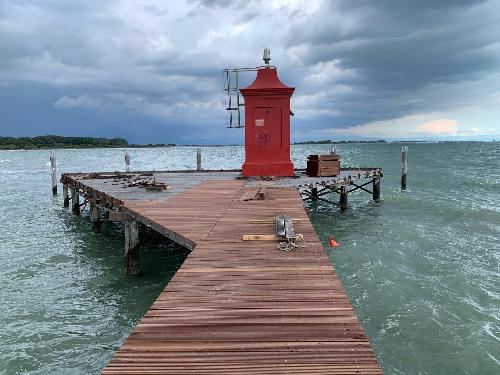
[50,151,57,195]
[124,220,140,275]
[90,203,101,233]
[311,186,318,200]
[401,145,408,190]
[71,189,80,215]
[63,186,69,208]
[340,185,348,210]
[373,176,381,201]
[196,148,202,171]
[125,152,131,173]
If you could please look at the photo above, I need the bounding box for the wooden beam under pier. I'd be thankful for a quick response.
[63,186,69,208]
[340,185,348,210]
[90,203,101,233]
[373,176,381,201]
[71,188,80,215]
[124,220,140,275]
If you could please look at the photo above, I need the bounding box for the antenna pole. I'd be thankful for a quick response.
[236,71,241,127]
[263,48,271,67]
[228,73,232,128]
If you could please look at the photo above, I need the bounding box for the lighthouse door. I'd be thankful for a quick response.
[253,107,282,153]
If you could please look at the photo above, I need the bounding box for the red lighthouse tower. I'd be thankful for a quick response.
[240,51,295,177]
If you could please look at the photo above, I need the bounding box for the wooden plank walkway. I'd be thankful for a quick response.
[103,180,381,374]
[122,180,245,249]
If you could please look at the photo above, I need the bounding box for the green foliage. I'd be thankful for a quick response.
[0,135,129,149]
[294,139,388,145]
[294,139,333,144]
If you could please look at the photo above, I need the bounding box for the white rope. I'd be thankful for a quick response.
[277,234,306,252]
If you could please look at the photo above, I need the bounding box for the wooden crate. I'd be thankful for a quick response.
[306,154,341,177]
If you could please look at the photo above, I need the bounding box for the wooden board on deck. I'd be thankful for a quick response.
[242,234,281,241]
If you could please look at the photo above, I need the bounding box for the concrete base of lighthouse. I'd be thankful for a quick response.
[242,161,295,177]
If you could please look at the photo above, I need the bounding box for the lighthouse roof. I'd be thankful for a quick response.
[240,67,294,96]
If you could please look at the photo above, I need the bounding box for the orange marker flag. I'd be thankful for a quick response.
[328,235,341,248]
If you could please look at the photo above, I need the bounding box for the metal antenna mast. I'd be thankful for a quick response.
[223,48,273,128]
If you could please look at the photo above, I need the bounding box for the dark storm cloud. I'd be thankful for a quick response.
[285,0,500,126]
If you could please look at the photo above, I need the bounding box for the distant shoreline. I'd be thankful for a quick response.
[0,144,177,150]
[0,135,177,150]
[0,135,496,150]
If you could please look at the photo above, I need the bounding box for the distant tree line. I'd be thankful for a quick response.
[293,139,388,144]
[128,143,176,148]
[334,140,387,144]
[294,139,334,144]
[0,135,129,149]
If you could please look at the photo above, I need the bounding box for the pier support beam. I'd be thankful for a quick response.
[401,146,408,190]
[71,189,80,215]
[90,203,101,233]
[63,186,69,208]
[373,177,381,201]
[340,185,348,211]
[196,148,202,171]
[124,220,140,276]
[311,187,318,200]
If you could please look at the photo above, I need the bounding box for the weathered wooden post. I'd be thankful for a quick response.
[124,220,140,275]
[90,203,101,233]
[311,186,318,200]
[196,148,202,171]
[125,151,131,172]
[50,151,57,195]
[401,146,408,190]
[63,186,70,208]
[340,185,348,210]
[373,176,381,201]
[71,188,80,215]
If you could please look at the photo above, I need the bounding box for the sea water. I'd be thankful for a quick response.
[0,142,498,374]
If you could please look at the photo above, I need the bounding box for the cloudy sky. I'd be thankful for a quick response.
[1,0,499,144]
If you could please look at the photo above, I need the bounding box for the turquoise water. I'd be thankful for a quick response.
[0,143,498,374]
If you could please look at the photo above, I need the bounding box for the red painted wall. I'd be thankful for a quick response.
[240,68,295,177]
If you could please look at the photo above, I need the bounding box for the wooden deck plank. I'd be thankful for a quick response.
[102,181,381,374]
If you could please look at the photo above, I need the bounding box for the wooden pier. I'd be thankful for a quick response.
[60,168,383,374]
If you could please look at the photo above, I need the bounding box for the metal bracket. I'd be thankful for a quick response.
[348,180,373,194]
[301,185,342,207]
[223,66,277,128]
[275,214,295,239]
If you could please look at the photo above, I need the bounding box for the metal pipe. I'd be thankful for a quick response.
[236,71,241,127]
